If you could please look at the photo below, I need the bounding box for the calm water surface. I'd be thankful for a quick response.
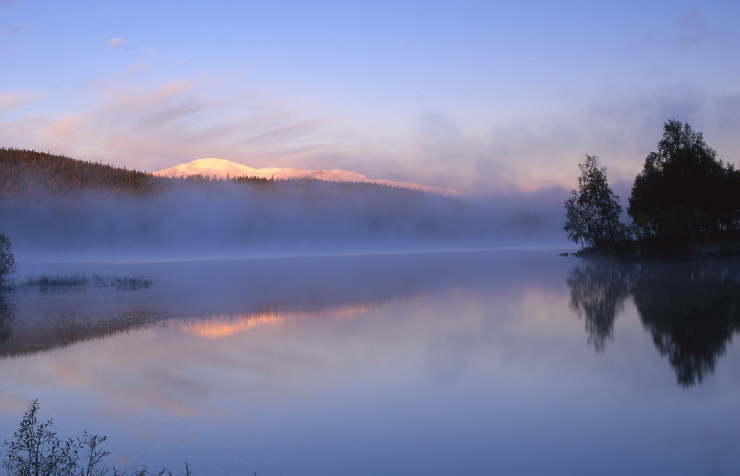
[1,250,740,475]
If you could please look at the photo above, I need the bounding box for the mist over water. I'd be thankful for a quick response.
[0,180,567,262]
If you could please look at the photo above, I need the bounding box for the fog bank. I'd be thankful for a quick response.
[1,180,568,261]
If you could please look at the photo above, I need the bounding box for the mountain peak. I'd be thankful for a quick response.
[153,159,460,196]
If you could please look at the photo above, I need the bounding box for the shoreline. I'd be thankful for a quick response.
[566,242,740,262]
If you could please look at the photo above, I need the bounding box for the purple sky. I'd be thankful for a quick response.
[1,0,739,195]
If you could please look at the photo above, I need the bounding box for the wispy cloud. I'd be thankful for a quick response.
[351,87,740,196]
[471,88,740,193]
[103,37,170,60]
[0,69,340,173]
[677,11,708,47]
[2,61,739,198]
[675,10,726,49]
[0,21,25,35]
[107,37,128,47]
[0,89,45,111]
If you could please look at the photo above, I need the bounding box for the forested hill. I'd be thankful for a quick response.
[0,148,558,254]
[0,148,163,200]
[0,148,458,209]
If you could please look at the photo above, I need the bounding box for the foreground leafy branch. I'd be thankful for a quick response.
[2,401,192,476]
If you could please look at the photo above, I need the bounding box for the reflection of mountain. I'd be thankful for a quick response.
[2,251,527,358]
[0,293,167,358]
[0,293,381,357]
[0,251,555,359]
[0,291,408,358]
[181,304,373,339]
[567,259,740,386]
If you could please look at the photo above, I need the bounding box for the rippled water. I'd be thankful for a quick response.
[1,250,740,475]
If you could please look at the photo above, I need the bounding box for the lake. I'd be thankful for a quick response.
[2,249,740,475]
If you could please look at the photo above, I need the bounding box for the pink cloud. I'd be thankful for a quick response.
[0,71,341,174]
[107,37,128,47]
[3,60,738,197]
[0,90,45,111]
[44,114,85,142]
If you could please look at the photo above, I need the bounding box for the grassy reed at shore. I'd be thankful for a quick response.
[1,272,152,292]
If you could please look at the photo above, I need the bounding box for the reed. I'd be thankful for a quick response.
[18,273,152,291]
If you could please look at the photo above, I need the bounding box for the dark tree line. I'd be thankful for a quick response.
[0,148,162,200]
[565,120,740,253]
[0,148,280,204]
[628,120,740,243]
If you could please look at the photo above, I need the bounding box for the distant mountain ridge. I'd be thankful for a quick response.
[153,158,460,196]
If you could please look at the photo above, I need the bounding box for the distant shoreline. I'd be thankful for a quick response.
[566,242,740,262]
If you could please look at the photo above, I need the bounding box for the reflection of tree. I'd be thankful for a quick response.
[0,294,14,344]
[567,260,632,352]
[567,259,740,387]
[632,264,740,387]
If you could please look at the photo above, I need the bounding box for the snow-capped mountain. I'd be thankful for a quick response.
[153,158,460,196]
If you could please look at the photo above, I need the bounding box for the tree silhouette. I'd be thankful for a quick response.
[628,120,739,243]
[564,155,625,249]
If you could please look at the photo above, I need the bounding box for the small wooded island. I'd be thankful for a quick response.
[564,119,740,260]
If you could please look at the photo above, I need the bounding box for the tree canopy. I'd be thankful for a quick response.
[563,155,624,249]
[627,120,740,242]
[565,120,740,254]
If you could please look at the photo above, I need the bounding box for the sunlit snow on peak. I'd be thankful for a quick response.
[153,158,460,196]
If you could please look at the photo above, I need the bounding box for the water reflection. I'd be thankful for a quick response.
[0,251,550,359]
[568,258,740,386]
[567,261,632,352]
[181,304,373,339]
[0,295,390,358]
[4,252,740,474]
[0,295,14,344]
[0,294,167,358]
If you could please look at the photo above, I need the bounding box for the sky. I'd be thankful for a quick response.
[1,0,739,195]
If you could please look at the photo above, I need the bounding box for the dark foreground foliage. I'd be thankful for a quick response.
[2,400,194,476]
